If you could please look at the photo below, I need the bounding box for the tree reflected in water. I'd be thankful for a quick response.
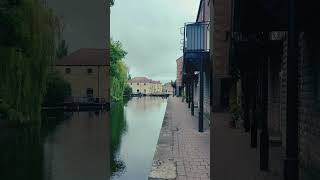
[111,98,129,177]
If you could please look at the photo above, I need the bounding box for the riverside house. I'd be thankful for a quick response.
[162,82,174,95]
[55,48,109,103]
[128,77,162,95]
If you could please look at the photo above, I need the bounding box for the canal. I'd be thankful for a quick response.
[0,110,110,180]
[111,97,167,179]
[0,96,167,180]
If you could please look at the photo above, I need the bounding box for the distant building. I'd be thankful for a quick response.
[176,57,183,96]
[55,48,109,102]
[162,82,174,95]
[128,77,162,95]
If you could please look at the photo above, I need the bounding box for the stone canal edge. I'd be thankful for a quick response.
[148,97,210,180]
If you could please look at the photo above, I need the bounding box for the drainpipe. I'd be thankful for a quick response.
[191,78,195,116]
[199,56,204,132]
[284,0,299,178]
[98,66,100,100]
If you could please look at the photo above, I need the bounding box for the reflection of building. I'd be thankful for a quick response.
[176,57,183,96]
[162,83,174,95]
[55,48,109,102]
[128,77,162,95]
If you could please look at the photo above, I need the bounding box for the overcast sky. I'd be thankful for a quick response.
[111,0,200,83]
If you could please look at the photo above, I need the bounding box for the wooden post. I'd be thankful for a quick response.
[244,72,250,132]
[260,59,269,171]
[199,57,204,132]
[284,0,299,178]
[251,64,258,148]
[191,78,194,116]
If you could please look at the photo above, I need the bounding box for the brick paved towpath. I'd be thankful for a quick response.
[149,97,210,180]
[212,113,283,180]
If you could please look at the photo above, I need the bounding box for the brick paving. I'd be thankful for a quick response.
[150,97,283,180]
[149,97,210,180]
[212,113,283,180]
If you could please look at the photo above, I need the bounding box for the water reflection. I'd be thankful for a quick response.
[0,110,110,180]
[111,97,167,180]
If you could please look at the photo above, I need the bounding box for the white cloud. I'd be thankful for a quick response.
[111,0,199,83]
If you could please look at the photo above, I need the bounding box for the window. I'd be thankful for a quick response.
[144,83,146,85]
[87,68,93,74]
[315,60,320,101]
[130,83,132,85]
[137,83,139,85]
[65,68,71,74]
[86,88,93,97]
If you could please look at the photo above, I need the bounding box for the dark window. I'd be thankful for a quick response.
[65,68,71,74]
[315,60,320,101]
[87,68,93,74]
[131,83,132,85]
[86,88,93,97]
[144,83,146,85]
[137,83,139,85]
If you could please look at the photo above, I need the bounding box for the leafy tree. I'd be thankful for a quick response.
[0,0,57,122]
[110,39,128,102]
[43,71,71,106]
[56,39,68,59]
[123,84,132,96]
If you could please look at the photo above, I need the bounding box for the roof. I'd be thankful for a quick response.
[176,56,183,62]
[56,48,108,66]
[128,77,161,84]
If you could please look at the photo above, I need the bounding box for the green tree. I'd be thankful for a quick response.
[110,39,128,102]
[0,0,57,123]
[56,39,68,59]
[123,84,132,96]
[43,71,71,106]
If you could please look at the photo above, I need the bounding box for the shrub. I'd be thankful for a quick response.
[44,71,71,106]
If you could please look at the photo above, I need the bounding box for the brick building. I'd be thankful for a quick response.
[128,77,162,95]
[209,0,320,178]
[162,82,174,95]
[55,48,109,102]
[176,57,183,96]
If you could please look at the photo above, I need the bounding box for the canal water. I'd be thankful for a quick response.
[0,110,110,180]
[111,97,167,179]
[0,96,166,180]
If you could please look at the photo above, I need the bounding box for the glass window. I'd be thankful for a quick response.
[137,83,139,85]
[87,68,93,74]
[316,61,320,101]
[65,68,71,74]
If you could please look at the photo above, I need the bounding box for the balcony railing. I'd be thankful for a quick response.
[183,21,210,53]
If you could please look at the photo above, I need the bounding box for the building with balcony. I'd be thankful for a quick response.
[162,82,174,95]
[55,48,109,103]
[210,0,320,178]
[182,0,211,132]
[176,57,184,96]
[128,77,162,95]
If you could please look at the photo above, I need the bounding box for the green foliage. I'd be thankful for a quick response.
[56,39,68,59]
[0,0,56,122]
[110,102,127,176]
[43,71,71,106]
[123,84,132,96]
[110,39,128,102]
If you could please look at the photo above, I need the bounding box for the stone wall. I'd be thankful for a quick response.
[56,65,109,99]
[279,32,320,178]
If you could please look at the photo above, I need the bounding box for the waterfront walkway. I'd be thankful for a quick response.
[149,96,283,180]
[149,97,210,180]
[212,113,283,180]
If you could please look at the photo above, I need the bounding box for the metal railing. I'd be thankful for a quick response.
[183,21,210,53]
